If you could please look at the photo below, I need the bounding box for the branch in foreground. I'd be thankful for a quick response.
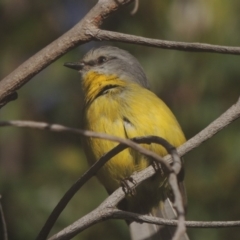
[1,97,240,239]
[0,117,186,240]
[35,136,172,240]
[169,149,186,240]
[48,192,240,240]
[112,210,240,228]
[47,141,184,240]
[0,121,169,170]
[0,0,134,108]
[41,97,240,240]
[177,96,240,158]
[1,96,240,163]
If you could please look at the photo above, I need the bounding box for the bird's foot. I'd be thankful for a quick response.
[152,161,165,177]
[120,176,137,196]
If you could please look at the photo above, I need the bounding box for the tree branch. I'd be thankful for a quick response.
[1,96,240,164]
[176,97,240,158]
[0,121,169,170]
[48,193,240,240]
[110,209,240,229]
[35,136,172,240]
[168,150,186,240]
[91,29,240,55]
[46,141,182,240]
[0,0,133,108]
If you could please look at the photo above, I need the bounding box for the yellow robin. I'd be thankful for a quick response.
[64,46,189,240]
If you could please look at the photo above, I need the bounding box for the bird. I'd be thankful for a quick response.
[64,46,189,240]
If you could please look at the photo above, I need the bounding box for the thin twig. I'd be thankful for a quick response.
[144,136,187,240]
[130,0,139,15]
[48,195,240,240]
[177,97,240,157]
[110,209,240,229]
[0,195,8,240]
[0,121,169,170]
[169,150,186,240]
[92,29,240,55]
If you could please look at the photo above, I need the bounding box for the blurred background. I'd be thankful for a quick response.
[0,0,240,239]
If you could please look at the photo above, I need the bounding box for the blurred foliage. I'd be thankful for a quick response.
[0,0,240,239]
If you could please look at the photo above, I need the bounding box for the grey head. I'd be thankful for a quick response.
[64,46,150,89]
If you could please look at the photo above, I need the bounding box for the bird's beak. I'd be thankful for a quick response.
[64,62,85,71]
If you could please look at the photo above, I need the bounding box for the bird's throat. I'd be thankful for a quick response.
[82,71,126,105]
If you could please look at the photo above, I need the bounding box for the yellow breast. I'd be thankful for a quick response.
[82,71,186,194]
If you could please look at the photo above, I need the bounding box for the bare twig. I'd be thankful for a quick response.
[0,121,169,170]
[110,209,240,228]
[145,136,187,240]
[0,195,8,240]
[130,0,139,15]
[168,150,186,240]
[1,96,240,164]
[48,194,240,240]
[177,97,240,157]
[92,29,240,55]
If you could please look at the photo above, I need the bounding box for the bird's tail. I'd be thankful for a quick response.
[129,188,189,240]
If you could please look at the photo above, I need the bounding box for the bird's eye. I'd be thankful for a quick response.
[97,56,107,64]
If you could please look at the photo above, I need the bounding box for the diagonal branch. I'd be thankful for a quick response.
[0,0,134,108]
[176,96,240,157]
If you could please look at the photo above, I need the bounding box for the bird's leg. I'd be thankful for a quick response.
[152,161,165,177]
[120,176,137,196]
